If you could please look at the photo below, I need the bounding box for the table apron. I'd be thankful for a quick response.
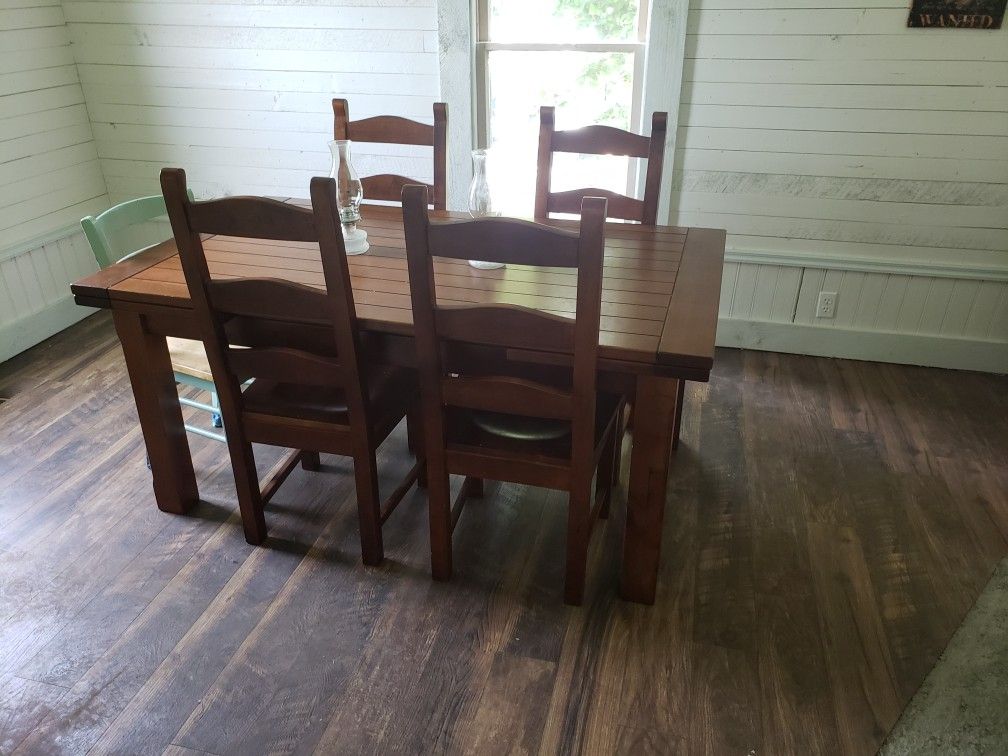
[90,299,710,384]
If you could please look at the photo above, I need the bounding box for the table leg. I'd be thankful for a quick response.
[620,374,679,604]
[672,378,686,450]
[113,310,199,514]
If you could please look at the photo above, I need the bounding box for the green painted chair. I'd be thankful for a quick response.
[82,192,226,442]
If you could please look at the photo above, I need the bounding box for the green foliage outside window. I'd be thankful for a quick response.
[555,0,638,125]
[556,0,638,39]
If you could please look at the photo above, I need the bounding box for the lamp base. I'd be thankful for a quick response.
[343,226,369,255]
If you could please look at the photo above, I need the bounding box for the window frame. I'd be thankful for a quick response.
[474,0,652,151]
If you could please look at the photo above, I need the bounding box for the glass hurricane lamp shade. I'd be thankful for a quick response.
[328,139,369,255]
[467,148,505,270]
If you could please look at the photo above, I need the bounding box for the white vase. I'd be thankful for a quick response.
[467,148,504,270]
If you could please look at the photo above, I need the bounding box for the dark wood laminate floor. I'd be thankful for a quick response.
[1,313,1005,756]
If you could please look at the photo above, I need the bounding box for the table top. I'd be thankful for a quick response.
[72,204,725,377]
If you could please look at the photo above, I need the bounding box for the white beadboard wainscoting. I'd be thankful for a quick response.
[715,257,1008,373]
[0,228,99,364]
[61,0,441,203]
[675,0,1008,373]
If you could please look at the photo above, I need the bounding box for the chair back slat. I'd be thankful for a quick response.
[81,192,192,268]
[161,168,371,429]
[226,347,342,386]
[333,99,448,210]
[435,305,575,354]
[552,124,651,158]
[404,184,607,469]
[427,216,579,268]
[207,278,330,324]
[341,114,434,146]
[225,317,338,354]
[186,196,317,241]
[441,376,573,420]
[361,175,436,206]
[547,188,644,223]
[535,106,668,225]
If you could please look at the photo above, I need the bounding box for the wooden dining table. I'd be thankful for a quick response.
[70,202,725,604]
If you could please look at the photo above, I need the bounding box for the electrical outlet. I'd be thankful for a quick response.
[816,291,837,318]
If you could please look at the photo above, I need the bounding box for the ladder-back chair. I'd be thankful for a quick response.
[82,192,225,443]
[403,184,624,605]
[161,168,421,558]
[534,106,667,224]
[333,98,448,211]
[535,106,686,447]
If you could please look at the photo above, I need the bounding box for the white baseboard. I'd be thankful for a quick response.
[0,296,94,364]
[717,318,1008,374]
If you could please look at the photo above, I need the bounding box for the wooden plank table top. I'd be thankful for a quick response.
[73,204,725,379]
[71,201,726,604]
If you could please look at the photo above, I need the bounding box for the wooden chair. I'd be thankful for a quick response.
[82,192,225,443]
[534,106,668,224]
[160,167,421,559]
[535,106,685,446]
[333,98,448,211]
[402,184,625,605]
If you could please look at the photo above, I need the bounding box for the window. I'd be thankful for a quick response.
[475,0,651,215]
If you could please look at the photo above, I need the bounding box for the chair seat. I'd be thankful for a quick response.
[240,364,416,428]
[166,337,213,383]
[449,391,623,461]
[470,411,570,442]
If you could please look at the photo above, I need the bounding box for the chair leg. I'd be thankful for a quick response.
[352,450,384,566]
[301,451,320,471]
[427,461,453,581]
[564,484,592,606]
[226,436,267,545]
[671,380,685,450]
[210,390,223,428]
[406,404,427,489]
[612,424,623,489]
[597,431,617,520]
[467,477,483,498]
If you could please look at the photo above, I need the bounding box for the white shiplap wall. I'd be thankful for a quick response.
[62,0,441,202]
[1,0,108,245]
[1,0,107,361]
[674,0,1008,372]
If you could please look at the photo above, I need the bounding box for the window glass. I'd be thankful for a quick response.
[488,0,641,43]
[478,0,647,216]
[486,50,635,215]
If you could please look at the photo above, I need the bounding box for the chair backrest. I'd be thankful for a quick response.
[81,191,192,268]
[160,167,369,428]
[402,183,607,467]
[534,106,667,225]
[333,99,448,212]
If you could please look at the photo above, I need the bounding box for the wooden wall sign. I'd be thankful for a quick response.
[908,0,1006,28]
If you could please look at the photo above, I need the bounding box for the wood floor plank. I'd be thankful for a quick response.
[12,493,309,755]
[0,312,116,397]
[577,465,696,754]
[160,455,406,756]
[807,523,904,756]
[0,674,67,754]
[755,589,840,755]
[312,482,563,754]
[692,348,756,652]
[459,653,557,754]
[687,642,763,755]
